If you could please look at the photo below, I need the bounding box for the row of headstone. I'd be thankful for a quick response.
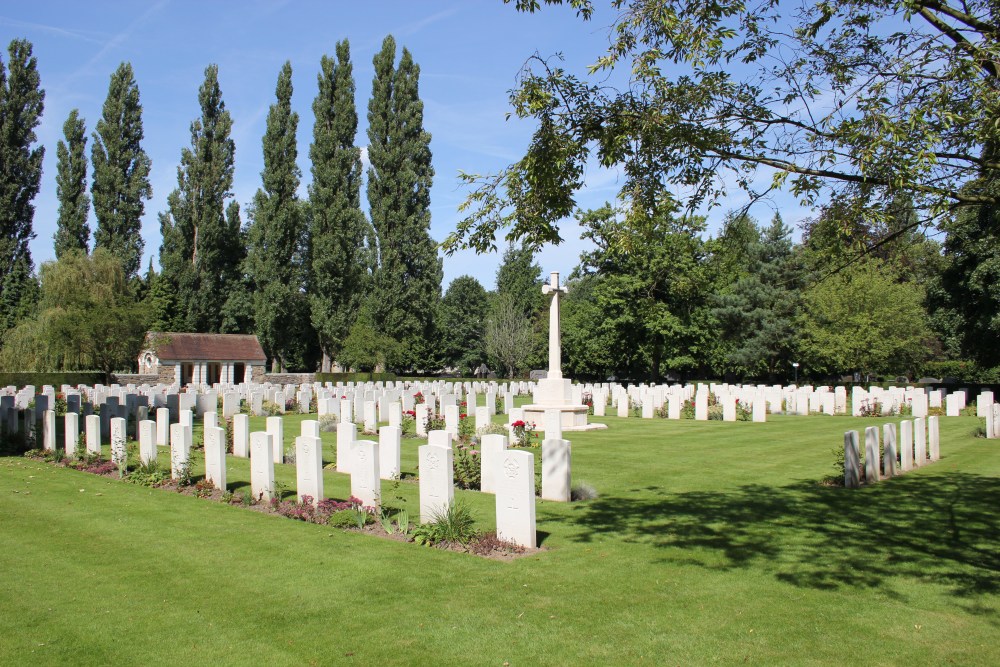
[843,416,941,488]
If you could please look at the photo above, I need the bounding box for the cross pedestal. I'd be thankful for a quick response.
[521,271,606,432]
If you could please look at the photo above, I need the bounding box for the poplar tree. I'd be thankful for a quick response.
[309,40,370,372]
[367,35,442,371]
[246,61,310,370]
[0,39,44,340]
[54,109,89,258]
[159,64,240,332]
[92,62,151,280]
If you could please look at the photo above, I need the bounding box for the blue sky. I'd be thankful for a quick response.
[3,0,812,290]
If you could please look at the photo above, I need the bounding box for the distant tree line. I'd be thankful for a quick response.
[0,28,997,383]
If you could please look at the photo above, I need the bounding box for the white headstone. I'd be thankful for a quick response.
[695,391,708,421]
[64,412,80,458]
[899,419,914,472]
[418,444,454,523]
[108,416,125,465]
[378,426,401,480]
[844,430,860,488]
[42,409,56,452]
[85,414,101,455]
[204,425,226,490]
[295,435,323,506]
[250,431,275,502]
[480,433,508,495]
[351,439,380,508]
[155,407,169,446]
[475,406,490,432]
[364,400,377,432]
[912,418,926,466]
[414,404,429,436]
[138,419,156,465]
[543,409,562,441]
[541,437,571,502]
[232,413,249,458]
[337,422,356,473]
[266,415,284,464]
[301,419,320,439]
[864,426,880,484]
[495,449,537,548]
[914,417,927,463]
[882,423,897,478]
[928,415,940,461]
[428,430,453,449]
[170,423,191,480]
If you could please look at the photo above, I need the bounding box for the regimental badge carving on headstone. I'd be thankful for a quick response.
[427,451,440,470]
[504,457,520,479]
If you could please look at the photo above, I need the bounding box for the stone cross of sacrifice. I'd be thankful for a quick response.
[541,271,568,380]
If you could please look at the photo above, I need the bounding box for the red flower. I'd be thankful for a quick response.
[511,420,526,428]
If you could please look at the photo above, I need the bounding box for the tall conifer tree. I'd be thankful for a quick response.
[367,35,442,371]
[54,109,89,258]
[92,62,151,279]
[159,64,240,332]
[309,40,370,372]
[246,61,311,370]
[0,39,44,340]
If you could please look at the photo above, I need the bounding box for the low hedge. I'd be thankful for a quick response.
[0,372,106,391]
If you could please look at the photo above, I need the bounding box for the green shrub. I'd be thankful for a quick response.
[454,445,481,490]
[412,500,478,546]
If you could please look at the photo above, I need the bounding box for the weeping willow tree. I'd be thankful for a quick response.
[0,249,147,379]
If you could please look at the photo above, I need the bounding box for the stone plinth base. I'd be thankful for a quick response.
[521,404,607,431]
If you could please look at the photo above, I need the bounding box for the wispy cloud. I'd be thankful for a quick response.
[393,5,462,37]
[0,16,107,44]
[71,0,169,78]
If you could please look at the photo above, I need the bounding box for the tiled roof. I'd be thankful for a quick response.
[146,332,267,363]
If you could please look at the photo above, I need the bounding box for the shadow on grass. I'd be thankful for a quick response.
[569,473,1000,602]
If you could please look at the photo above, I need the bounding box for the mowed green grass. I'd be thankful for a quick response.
[2,409,999,665]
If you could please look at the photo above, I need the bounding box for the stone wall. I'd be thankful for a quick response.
[111,373,160,385]
[157,365,177,385]
[263,372,316,385]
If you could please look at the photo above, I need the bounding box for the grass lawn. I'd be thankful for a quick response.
[1,409,998,665]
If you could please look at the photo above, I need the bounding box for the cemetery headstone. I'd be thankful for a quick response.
[541,437,572,502]
[495,449,537,548]
[250,431,275,502]
[295,435,323,506]
[418,444,454,523]
[844,430,860,488]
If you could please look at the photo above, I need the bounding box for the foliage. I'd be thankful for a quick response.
[412,500,478,546]
[485,291,535,379]
[798,259,931,377]
[338,311,401,373]
[931,187,1000,367]
[712,214,804,380]
[127,459,168,487]
[447,0,1000,254]
[453,443,481,490]
[570,481,598,501]
[366,35,443,372]
[53,108,90,258]
[439,276,489,374]
[0,250,147,379]
[245,61,315,372]
[510,419,539,448]
[91,62,151,279]
[572,204,714,380]
[0,39,44,342]
[158,65,243,333]
[309,40,372,372]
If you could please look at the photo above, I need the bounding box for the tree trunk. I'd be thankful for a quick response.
[321,350,331,374]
